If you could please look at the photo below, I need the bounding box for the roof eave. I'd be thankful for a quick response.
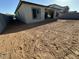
[14,1,47,14]
[15,1,22,13]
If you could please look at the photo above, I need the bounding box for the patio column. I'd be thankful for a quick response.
[53,10,57,19]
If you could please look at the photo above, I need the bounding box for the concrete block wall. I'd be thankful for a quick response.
[59,13,79,20]
[0,13,9,33]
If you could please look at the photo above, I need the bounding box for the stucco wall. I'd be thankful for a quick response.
[16,3,46,24]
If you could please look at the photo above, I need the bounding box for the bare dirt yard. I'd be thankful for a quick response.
[0,19,79,59]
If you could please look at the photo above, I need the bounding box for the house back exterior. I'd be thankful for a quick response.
[15,1,69,24]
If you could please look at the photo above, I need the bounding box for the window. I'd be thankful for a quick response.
[56,12,59,17]
[32,8,41,19]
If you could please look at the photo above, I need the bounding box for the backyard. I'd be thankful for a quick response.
[0,19,79,59]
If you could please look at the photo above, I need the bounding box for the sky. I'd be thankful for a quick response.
[0,0,79,14]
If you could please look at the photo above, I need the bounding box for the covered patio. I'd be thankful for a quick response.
[45,8,57,20]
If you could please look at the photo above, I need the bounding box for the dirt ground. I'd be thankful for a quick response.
[0,19,79,59]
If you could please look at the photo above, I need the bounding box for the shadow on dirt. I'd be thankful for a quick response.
[2,19,57,35]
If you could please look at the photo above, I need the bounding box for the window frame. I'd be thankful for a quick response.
[32,8,41,19]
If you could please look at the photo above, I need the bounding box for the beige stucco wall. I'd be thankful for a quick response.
[16,3,46,24]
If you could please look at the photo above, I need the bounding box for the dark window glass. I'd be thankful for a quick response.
[32,8,41,19]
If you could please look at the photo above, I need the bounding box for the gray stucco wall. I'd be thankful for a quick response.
[0,13,9,33]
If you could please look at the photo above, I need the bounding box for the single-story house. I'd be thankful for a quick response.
[15,1,69,24]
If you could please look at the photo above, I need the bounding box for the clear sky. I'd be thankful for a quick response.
[0,0,79,14]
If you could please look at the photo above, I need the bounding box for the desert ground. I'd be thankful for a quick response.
[0,19,79,59]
